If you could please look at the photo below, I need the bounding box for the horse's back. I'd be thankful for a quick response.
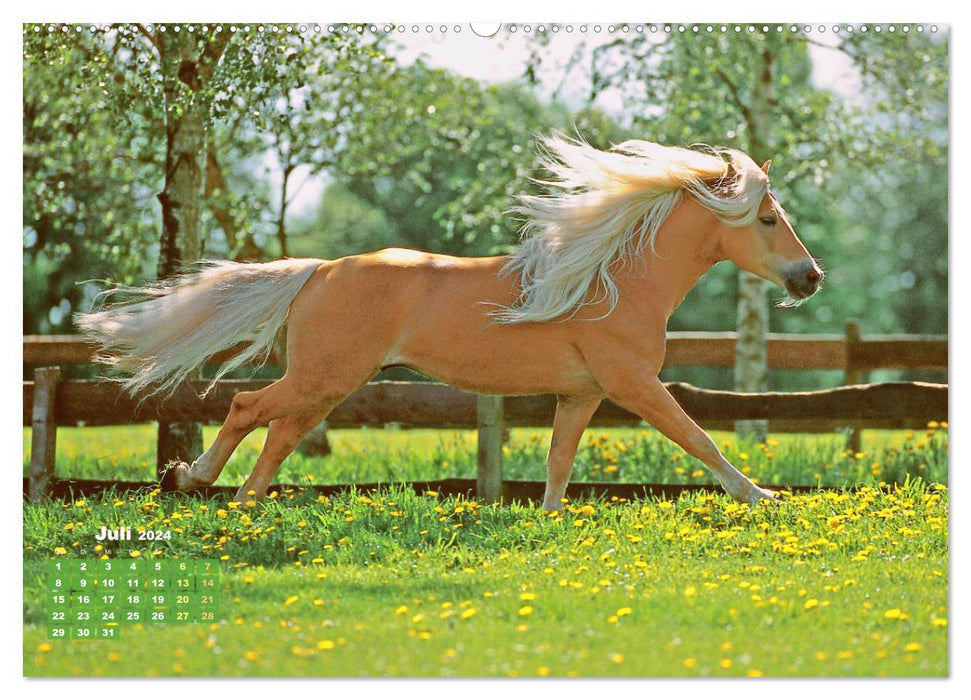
[283,248,508,365]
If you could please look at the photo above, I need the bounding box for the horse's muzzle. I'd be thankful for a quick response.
[783,259,824,300]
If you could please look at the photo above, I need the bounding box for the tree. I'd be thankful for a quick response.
[24,23,369,470]
[23,26,164,336]
[315,58,628,258]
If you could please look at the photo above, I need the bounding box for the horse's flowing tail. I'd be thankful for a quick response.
[75,258,325,397]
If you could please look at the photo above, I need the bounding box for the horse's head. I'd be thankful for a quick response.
[714,160,824,307]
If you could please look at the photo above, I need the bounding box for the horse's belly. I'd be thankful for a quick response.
[392,335,601,398]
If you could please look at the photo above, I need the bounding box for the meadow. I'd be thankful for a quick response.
[22,422,949,488]
[22,424,948,677]
[23,481,948,676]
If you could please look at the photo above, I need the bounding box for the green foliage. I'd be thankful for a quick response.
[23,25,948,343]
[290,183,398,258]
[323,64,566,255]
[23,27,163,331]
[22,24,376,329]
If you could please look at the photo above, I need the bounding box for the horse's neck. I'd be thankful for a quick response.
[622,202,720,320]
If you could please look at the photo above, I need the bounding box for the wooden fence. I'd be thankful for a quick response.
[23,321,948,501]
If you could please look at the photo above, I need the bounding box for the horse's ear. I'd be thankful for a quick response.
[761,160,772,175]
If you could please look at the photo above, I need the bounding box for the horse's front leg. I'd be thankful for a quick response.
[605,374,775,504]
[541,397,602,511]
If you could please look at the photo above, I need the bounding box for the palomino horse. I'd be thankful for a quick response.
[78,136,823,509]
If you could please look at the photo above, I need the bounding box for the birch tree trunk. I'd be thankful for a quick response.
[734,272,769,439]
[154,28,226,474]
[733,43,775,441]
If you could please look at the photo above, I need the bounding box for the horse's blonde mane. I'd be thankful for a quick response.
[494,134,769,324]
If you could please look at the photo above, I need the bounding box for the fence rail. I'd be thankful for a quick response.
[23,324,948,501]
[21,378,949,430]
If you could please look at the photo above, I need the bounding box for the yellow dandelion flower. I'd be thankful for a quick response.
[746,669,764,677]
[284,595,300,606]
[316,640,335,650]
[461,608,477,619]
[518,606,534,616]
[37,643,52,653]
[611,653,624,664]
[804,599,819,610]
[684,586,697,598]
[683,657,697,668]
[904,642,922,652]
[719,658,733,669]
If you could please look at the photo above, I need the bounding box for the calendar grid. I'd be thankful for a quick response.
[46,559,221,640]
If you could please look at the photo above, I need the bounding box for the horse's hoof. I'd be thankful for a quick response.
[751,487,779,504]
[233,486,264,503]
[728,484,778,505]
[159,461,189,491]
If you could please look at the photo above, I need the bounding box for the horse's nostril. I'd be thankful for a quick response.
[806,268,821,284]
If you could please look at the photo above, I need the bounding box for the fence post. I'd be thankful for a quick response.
[29,366,61,501]
[476,394,504,503]
[843,319,863,453]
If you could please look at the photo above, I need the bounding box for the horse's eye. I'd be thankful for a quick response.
[759,216,778,226]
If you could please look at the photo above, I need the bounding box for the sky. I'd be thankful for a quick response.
[393,23,865,104]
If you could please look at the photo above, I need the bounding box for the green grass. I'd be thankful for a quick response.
[22,424,949,676]
[23,423,949,488]
[23,482,948,676]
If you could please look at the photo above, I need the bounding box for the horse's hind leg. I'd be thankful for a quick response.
[232,403,337,501]
[164,263,395,494]
[165,376,318,491]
